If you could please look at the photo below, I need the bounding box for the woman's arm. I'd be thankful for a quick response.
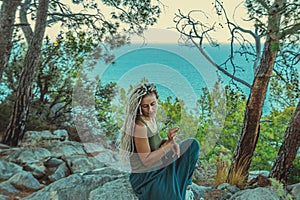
[134,122,173,168]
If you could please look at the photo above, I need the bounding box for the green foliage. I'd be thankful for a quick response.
[196,87,212,143]
[1,31,98,131]
[111,87,128,129]
[271,41,280,52]
[156,96,198,141]
[197,84,246,164]
[156,97,183,138]
[197,79,229,158]
[220,86,246,151]
[94,81,119,139]
[270,178,293,200]
[102,0,161,31]
[288,156,300,184]
[270,178,285,197]
[269,71,300,110]
[45,0,162,44]
[207,144,232,166]
[252,106,295,171]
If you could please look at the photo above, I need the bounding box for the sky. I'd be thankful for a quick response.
[130,0,251,43]
[46,0,251,44]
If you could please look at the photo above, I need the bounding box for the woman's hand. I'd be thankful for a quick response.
[167,126,180,141]
[171,142,180,158]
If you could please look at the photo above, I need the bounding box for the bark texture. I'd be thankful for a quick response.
[1,0,49,146]
[269,102,300,184]
[227,0,285,186]
[0,0,21,80]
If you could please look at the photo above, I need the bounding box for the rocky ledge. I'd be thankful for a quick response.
[0,130,299,200]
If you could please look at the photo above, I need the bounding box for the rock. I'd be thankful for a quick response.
[191,183,213,199]
[83,142,106,155]
[48,162,69,182]
[52,129,69,141]
[0,194,8,200]
[0,181,21,195]
[44,157,64,168]
[20,130,53,147]
[46,141,86,157]
[287,182,300,200]
[89,177,138,200]
[22,173,119,200]
[0,160,23,180]
[65,155,105,174]
[0,148,20,158]
[217,183,231,190]
[92,148,122,166]
[82,142,122,166]
[7,148,51,164]
[21,130,69,147]
[220,193,232,200]
[8,171,43,191]
[230,187,280,200]
[0,143,10,150]
[83,166,128,177]
[248,170,270,181]
[23,163,47,179]
[217,183,240,193]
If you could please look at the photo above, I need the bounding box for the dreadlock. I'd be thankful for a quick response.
[117,82,159,161]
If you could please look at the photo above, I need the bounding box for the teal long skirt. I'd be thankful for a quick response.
[129,138,200,200]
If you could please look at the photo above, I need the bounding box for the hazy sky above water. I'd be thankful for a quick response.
[131,0,252,43]
[46,0,252,44]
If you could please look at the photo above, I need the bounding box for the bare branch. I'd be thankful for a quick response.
[191,38,251,88]
[279,22,300,39]
[174,6,253,88]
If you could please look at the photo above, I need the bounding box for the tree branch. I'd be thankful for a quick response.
[279,22,300,39]
[191,38,252,88]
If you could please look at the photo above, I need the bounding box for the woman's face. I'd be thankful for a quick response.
[140,92,157,118]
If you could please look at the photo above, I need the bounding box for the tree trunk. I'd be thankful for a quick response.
[1,0,49,146]
[227,0,285,186]
[269,102,300,184]
[0,0,21,81]
[227,38,278,186]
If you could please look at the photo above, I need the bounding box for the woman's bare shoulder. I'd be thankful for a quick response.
[134,120,147,138]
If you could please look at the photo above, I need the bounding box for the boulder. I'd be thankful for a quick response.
[287,182,300,200]
[22,173,119,200]
[191,183,213,199]
[64,155,105,174]
[46,141,86,157]
[21,130,69,147]
[217,183,240,193]
[8,171,43,191]
[230,187,280,200]
[0,194,8,200]
[0,160,23,180]
[23,162,47,179]
[48,162,69,182]
[6,148,51,164]
[0,143,10,150]
[0,181,21,195]
[89,177,138,200]
[44,157,64,168]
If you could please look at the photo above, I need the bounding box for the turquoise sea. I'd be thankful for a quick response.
[91,43,265,112]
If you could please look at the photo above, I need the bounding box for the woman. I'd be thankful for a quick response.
[118,82,200,200]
